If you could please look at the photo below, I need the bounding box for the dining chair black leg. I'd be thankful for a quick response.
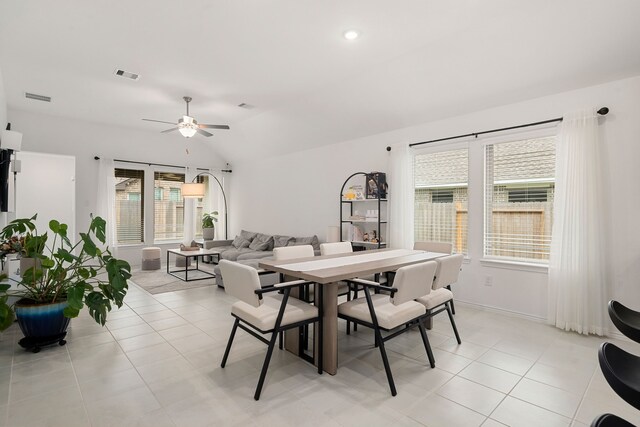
[418,320,436,368]
[254,330,279,401]
[447,285,455,314]
[278,331,283,350]
[221,318,239,368]
[446,302,461,344]
[375,327,397,396]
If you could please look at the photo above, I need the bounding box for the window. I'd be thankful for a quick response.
[414,148,468,254]
[114,168,144,244]
[154,187,163,200]
[484,136,555,262]
[154,171,185,241]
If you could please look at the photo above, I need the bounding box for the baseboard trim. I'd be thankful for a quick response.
[455,300,629,341]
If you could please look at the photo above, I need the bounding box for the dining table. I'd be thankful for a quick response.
[259,248,448,375]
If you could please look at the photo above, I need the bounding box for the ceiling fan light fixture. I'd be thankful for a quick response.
[178,115,198,138]
[343,30,360,40]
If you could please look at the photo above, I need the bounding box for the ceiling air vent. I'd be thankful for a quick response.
[25,92,52,102]
[114,69,140,81]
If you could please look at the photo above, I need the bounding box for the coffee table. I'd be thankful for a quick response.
[166,248,221,282]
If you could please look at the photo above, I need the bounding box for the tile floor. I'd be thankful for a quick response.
[0,282,638,427]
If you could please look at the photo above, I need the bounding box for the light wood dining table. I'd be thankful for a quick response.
[259,248,448,375]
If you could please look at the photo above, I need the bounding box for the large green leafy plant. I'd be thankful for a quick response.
[0,214,131,331]
[202,211,218,228]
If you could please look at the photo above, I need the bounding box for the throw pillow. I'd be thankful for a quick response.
[294,235,320,251]
[232,235,251,249]
[240,230,258,242]
[273,235,295,248]
[249,233,274,251]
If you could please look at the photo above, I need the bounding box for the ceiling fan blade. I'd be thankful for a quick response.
[199,124,230,130]
[142,119,178,125]
[161,127,179,133]
[196,129,213,137]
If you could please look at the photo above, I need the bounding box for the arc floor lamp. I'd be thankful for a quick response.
[181,172,228,240]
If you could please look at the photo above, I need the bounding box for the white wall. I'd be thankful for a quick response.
[6,109,228,265]
[231,76,640,320]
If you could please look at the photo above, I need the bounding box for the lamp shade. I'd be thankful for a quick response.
[181,182,205,198]
[0,130,22,151]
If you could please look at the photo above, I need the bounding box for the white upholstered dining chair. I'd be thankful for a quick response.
[319,241,358,332]
[338,261,438,396]
[219,259,323,400]
[413,241,456,314]
[415,253,463,344]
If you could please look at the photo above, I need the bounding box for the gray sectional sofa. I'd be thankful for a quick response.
[203,230,320,288]
[202,229,320,261]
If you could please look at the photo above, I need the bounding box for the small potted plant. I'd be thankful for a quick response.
[0,214,131,352]
[202,211,218,241]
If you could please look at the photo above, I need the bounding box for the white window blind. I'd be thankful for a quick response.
[114,168,144,244]
[154,171,185,241]
[414,148,468,254]
[484,136,555,262]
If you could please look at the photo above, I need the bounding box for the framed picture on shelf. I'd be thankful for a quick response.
[366,172,387,199]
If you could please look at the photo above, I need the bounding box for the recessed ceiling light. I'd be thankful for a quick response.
[343,30,360,40]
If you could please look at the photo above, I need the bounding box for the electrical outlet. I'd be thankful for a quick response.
[484,276,493,287]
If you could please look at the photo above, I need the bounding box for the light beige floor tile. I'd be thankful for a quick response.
[458,361,521,393]
[492,396,571,427]
[407,393,486,427]
[477,349,534,375]
[109,323,156,341]
[126,342,182,367]
[79,367,147,402]
[437,337,490,360]
[436,376,506,416]
[482,419,508,427]
[118,332,167,353]
[510,378,582,418]
[7,385,84,425]
[525,361,592,395]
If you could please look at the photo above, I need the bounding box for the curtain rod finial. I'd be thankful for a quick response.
[597,107,609,116]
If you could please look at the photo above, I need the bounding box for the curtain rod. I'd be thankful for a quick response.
[93,156,232,173]
[404,107,610,149]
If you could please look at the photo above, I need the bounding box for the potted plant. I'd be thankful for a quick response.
[202,211,218,241]
[0,214,131,352]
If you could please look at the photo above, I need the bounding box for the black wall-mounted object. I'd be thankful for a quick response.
[0,149,12,212]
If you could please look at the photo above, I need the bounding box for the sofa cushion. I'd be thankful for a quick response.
[221,247,254,261]
[232,235,251,249]
[293,235,320,251]
[249,233,274,251]
[237,251,274,261]
[240,230,258,241]
[273,235,295,248]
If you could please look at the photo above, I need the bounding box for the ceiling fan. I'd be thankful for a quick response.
[142,96,230,138]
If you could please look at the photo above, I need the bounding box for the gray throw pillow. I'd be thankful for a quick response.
[249,233,274,251]
[240,230,258,242]
[273,235,295,248]
[294,235,320,251]
[232,235,251,249]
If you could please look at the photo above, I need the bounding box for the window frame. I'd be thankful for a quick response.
[114,167,145,245]
[481,127,557,264]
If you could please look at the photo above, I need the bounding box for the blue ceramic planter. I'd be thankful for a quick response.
[15,299,70,338]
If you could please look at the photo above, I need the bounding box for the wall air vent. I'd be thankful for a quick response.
[25,92,52,102]
[114,69,140,81]
[238,103,255,109]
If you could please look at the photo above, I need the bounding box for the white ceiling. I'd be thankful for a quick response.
[1,0,640,163]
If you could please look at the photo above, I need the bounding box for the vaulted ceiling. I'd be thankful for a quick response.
[1,0,639,163]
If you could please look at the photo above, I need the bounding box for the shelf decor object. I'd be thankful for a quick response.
[340,172,388,250]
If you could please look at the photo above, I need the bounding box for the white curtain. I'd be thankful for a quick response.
[388,144,414,249]
[183,167,197,244]
[96,158,118,256]
[547,108,607,335]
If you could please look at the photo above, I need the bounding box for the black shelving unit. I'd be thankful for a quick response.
[339,172,387,250]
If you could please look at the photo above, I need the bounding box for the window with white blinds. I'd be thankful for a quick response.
[154,171,185,241]
[484,136,555,262]
[114,168,144,244]
[414,148,468,254]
